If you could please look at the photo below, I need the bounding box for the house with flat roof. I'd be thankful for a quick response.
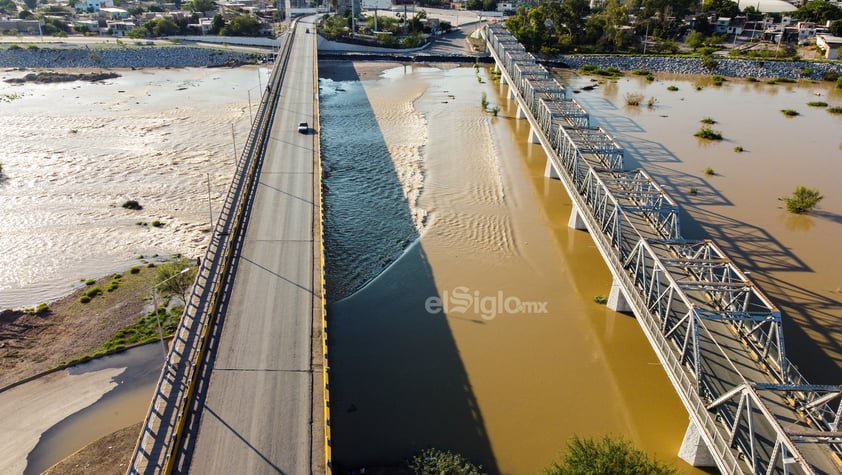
[816,34,842,59]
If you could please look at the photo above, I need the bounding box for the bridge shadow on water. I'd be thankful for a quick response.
[576,96,842,384]
[319,62,498,473]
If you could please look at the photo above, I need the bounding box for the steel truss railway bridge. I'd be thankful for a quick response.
[484,22,842,475]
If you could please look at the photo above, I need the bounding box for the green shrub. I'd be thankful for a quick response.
[734,145,743,152]
[85,278,96,285]
[700,117,717,124]
[837,77,842,89]
[151,220,164,227]
[667,85,679,91]
[79,295,91,304]
[781,109,799,116]
[632,69,650,75]
[705,167,715,176]
[695,127,723,140]
[783,186,823,214]
[808,101,828,107]
[690,187,699,195]
[408,448,484,475]
[579,64,598,73]
[8,44,21,50]
[593,295,608,304]
[646,74,655,81]
[702,55,718,70]
[130,266,141,274]
[36,303,50,314]
[85,286,103,298]
[746,76,758,82]
[545,435,677,475]
[624,93,644,106]
[828,106,842,114]
[822,70,840,81]
[596,67,623,77]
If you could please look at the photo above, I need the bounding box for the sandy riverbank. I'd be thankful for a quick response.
[0,66,263,310]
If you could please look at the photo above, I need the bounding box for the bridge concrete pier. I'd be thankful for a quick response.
[516,104,526,119]
[528,126,541,144]
[544,158,560,179]
[606,278,633,313]
[567,204,587,231]
[678,421,717,467]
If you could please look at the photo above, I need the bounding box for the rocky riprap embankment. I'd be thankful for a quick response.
[556,55,842,80]
[0,45,255,69]
[4,71,121,83]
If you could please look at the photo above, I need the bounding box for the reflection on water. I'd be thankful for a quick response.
[321,63,703,474]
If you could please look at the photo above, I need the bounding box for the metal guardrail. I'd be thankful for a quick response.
[128,33,295,475]
[484,22,842,475]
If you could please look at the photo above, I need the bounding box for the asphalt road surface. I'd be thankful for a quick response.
[183,18,322,475]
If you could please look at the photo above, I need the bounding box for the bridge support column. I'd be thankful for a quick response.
[516,104,526,119]
[544,158,559,179]
[508,87,517,100]
[606,277,632,313]
[528,126,541,144]
[567,205,587,230]
[678,421,717,467]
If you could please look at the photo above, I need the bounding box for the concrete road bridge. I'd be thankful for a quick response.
[484,22,842,475]
[128,16,330,475]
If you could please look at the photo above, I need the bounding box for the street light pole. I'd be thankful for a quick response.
[151,267,191,366]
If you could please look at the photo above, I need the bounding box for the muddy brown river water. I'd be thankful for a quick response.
[321,63,842,474]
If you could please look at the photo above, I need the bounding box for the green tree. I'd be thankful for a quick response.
[702,0,740,18]
[187,0,217,14]
[152,17,179,36]
[546,435,677,475]
[210,13,224,34]
[19,9,34,18]
[42,17,70,35]
[154,257,197,305]
[793,0,842,23]
[830,19,842,36]
[408,448,485,475]
[686,30,705,49]
[220,14,261,36]
[23,0,37,11]
[0,0,17,15]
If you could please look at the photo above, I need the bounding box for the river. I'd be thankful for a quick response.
[320,62,842,474]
